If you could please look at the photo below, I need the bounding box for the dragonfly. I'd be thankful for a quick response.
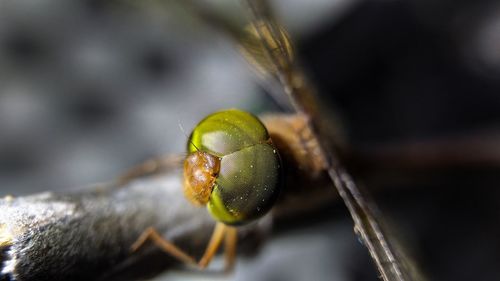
[129,1,424,280]
[130,109,282,272]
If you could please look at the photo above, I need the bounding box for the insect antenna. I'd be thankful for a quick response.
[178,120,200,152]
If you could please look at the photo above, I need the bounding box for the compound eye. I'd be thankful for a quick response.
[183,109,282,225]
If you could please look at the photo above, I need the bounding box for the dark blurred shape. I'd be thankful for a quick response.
[0,143,39,173]
[66,89,118,127]
[139,48,172,80]
[82,0,115,15]
[3,29,47,64]
[300,0,500,143]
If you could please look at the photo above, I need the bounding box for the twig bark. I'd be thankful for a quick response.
[0,169,204,280]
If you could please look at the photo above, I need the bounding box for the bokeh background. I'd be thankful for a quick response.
[1,0,500,280]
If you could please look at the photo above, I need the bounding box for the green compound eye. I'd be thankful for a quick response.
[183,109,282,225]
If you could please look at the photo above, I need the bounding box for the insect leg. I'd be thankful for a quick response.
[130,226,197,266]
[223,226,238,273]
[131,223,230,270]
[197,222,227,268]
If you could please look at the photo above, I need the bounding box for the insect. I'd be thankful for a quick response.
[132,109,282,271]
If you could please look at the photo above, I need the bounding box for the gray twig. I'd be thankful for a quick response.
[0,167,264,281]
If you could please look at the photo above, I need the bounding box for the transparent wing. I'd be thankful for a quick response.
[241,1,424,280]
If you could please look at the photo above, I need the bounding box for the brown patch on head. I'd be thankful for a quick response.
[183,151,221,206]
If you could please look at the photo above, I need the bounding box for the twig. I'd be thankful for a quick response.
[0,170,199,280]
[0,148,338,281]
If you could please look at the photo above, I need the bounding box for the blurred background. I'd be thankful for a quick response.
[1,0,500,280]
